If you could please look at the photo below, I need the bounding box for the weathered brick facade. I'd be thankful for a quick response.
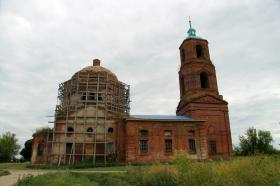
[125,118,207,162]
[176,23,233,158]
[31,22,232,164]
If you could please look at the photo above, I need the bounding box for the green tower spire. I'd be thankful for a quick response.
[186,17,203,40]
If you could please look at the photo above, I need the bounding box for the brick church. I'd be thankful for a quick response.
[31,21,232,164]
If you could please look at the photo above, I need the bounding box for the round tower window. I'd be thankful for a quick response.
[108,127,114,134]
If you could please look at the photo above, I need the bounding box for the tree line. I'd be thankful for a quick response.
[234,127,279,155]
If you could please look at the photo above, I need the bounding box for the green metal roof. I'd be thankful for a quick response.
[186,19,204,40]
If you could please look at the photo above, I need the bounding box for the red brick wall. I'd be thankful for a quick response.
[177,38,233,159]
[177,101,233,158]
[125,120,206,162]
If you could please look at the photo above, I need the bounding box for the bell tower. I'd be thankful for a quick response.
[177,20,233,158]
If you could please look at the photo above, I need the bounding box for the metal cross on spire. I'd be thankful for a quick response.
[189,16,192,29]
[187,16,196,37]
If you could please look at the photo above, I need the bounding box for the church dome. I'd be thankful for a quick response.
[73,59,118,81]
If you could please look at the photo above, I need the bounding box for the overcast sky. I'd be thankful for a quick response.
[0,0,279,150]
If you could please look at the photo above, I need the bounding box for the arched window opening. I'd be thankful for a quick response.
[139,129,148,137]
[87,127,93,133]
[196,45,204,58]
[108,127,114,134]
[180,76,185,95]
[200,72,210,88]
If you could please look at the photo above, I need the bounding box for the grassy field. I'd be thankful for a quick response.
[13,154,280,186]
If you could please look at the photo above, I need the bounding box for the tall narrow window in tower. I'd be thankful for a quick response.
[200,72,210,88]
[196,45,204,58]
[181,49,185,62]
[180,76,185,95]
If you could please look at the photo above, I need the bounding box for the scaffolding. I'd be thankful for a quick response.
[46,69,130,165]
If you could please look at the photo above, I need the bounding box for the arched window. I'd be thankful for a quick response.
[196,45,204,58]
[108,127,114,134]
[87,127,93,133]
[200,72,210,88]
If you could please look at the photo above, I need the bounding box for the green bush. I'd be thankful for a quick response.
[0,170,10,177]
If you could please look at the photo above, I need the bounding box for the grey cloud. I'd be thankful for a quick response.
[0,0,279,150]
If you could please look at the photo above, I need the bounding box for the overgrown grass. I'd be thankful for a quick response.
[14,172,91,186]
[15,154,280,186]
[25,162,153,171]
[130,153,280,186]
[0,170,10,177]
[26,162,127,170]
[0,162,29,170]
